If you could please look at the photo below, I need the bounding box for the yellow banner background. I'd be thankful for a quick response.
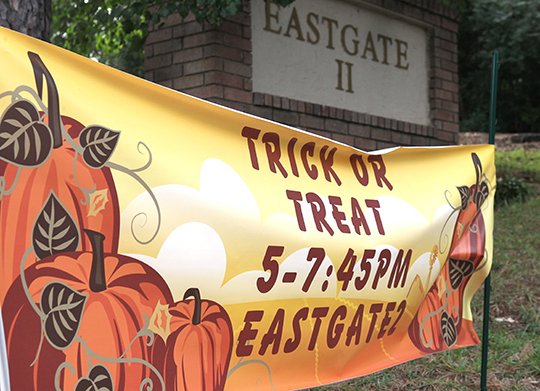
[0,27,494,390]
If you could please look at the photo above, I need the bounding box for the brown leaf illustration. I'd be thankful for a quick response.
[87,188,109,217]
[448,258,474,290]
[32,192,80,259]
[0,100,53,166]
[440,311,457,347]
[79,126,120,168]
[41,282,87,350]
[75,365,113,391]
[456,186,470,210]
[475,181,489,207]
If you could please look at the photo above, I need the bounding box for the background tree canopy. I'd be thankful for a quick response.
[52,0,293,75]
[458,0,540,133]
[52,0,540,133]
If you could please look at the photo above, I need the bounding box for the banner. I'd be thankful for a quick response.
[0,27,494,390]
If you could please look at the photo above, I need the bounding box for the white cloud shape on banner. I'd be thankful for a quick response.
[122,158,260,251]
[126,158,453,304]
[132,222,226,301]
[200,158,260,219]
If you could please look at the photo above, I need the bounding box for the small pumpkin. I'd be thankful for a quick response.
[150,288,233,391]
[0,53,120,303]
[2,218,173,390]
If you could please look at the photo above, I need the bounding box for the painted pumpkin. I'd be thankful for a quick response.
[150,288,233,391]
[407,275,447,353]
[2,228,173,390]
[409,153,488,353]
[0,53,120,303]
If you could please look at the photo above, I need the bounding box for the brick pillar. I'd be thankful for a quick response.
[144,3,253,112]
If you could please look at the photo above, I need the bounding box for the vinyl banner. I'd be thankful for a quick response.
[0,27,495,390]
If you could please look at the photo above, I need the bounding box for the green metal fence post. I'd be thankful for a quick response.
[480,49,499,391]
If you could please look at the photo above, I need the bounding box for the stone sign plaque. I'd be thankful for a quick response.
[252,0,430,125]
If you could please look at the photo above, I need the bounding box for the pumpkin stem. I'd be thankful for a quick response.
[85,229,107,292]
[183,288,202,325]
[27,52,63,148]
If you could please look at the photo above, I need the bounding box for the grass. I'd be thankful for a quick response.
[496,149,540,183]
[314,149,540,390]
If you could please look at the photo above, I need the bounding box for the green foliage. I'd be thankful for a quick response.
[496,148,540,183]
[495,176,531,207]
[459,0,540,133]
[495,148,540,207]
[51,0,294,75]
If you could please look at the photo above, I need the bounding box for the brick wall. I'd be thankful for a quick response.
[144,0,460,150]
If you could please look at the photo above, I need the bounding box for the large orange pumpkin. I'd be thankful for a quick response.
[409,153,488,353]
[2,223,173,390]
[0,53,120,303]
[150,288,233,391]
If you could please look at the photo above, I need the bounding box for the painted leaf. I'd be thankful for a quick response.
[474,181,489,207]
[456,186,470,210]
[472,153,482,185]
[0,100,53,166]
[149,302,172,341]
[87,188,109,217]
[448,258,474,290]
[75,365,113,391]
[41,282,87,349]
[440,311,457,347]
[32,192,80,259]
[79,126,120,168]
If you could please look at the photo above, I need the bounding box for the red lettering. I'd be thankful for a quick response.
[372,249,392,289]
[284,307,309,353]
[355,249,375,290]
[351,197,371,235]
[308,307,329,350]
[306,192,334,235]
[345,304,364,346]
[350,154,368,185]
[300,142,318,179]
[388,300,407,335]
[287,137,299,177]
[329,195,350,234]
[377,301,396,338]
[320,146,342,185]
[262,132,288,177]
[286,190,306,231]
[368,155,393,190]
[365,199,385,235]
[259,308,285,355]
[365,303,383,343]
[241,126,261,170]
[236,310,264,357]
[327,305,347,348]
[387,249,412,288]
[256,245,284,293]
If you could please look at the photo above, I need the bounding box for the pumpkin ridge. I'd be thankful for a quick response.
[200,323,219,383]
[109,290,152,336]
[106,261,151,288]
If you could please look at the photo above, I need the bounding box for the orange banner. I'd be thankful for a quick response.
[0,27,494,390]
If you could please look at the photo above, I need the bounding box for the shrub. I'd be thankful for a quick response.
[495,176,532,207]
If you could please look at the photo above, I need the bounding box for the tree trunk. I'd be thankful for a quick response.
[0,0,51,40]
